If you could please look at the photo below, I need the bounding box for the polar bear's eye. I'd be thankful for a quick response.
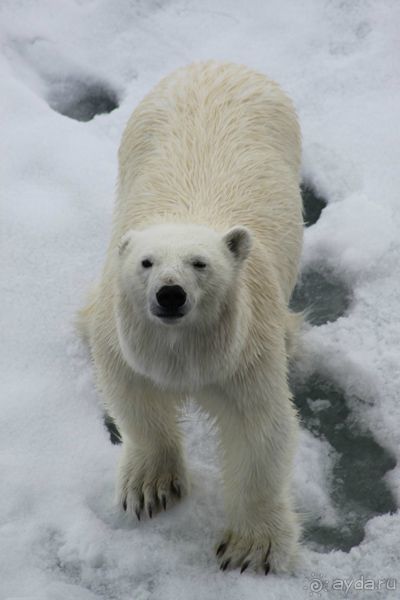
[141,259,153,268]
[192,260,207,269]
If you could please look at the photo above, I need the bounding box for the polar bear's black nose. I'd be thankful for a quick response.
[156,285,187,311]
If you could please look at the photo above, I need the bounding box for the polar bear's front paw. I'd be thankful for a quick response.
[215,519,299,574]
[216,530,273,574]
[117,452,188,520]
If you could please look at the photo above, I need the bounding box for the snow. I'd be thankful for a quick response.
[1,1,399,598]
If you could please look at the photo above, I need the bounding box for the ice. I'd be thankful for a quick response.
[1,0,399,598]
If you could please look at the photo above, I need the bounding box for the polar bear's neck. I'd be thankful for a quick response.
[115,292,250,393]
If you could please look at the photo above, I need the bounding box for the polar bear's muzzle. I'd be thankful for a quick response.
[152,284,189,323]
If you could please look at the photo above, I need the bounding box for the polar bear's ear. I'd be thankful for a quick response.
[118,230,136,256]
[222,226,252,262]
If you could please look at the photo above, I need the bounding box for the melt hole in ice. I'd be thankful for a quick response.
[47,77,119,121]
[301,183,327,227]
[290,267,352,326]
[292,373,397,552]
[104,414,122,445]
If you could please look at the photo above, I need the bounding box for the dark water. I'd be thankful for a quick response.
[290,268,351,325]
[104,413,121,445]
[294,186,351,325]
[301,183,327,227]
[292,373,396,551]
[48,78,119,121]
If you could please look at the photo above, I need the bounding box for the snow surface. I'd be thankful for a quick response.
[1,1,399,598]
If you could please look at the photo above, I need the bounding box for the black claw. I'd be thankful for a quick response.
[122,499,127,511]
[264,541,272,563]
[240,560,250,574]
[147,503,153,518]
[135,508,141,521]
[172,481,182,498]
[139,494,145,510]
[216,542,227,557]
[264,562,270,576]
[221,558,231,571]
[161,494,167,510]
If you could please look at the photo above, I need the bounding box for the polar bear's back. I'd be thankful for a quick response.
[115,62,303,299]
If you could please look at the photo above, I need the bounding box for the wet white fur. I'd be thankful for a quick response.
[78,61,303,573]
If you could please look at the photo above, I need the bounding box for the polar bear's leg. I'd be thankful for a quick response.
[198,374,300,573]
[102,366,188,519]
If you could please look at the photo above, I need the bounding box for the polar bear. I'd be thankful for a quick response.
[78,61,303,574]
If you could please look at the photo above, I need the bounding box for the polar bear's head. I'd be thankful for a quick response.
[117,223,252,328]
